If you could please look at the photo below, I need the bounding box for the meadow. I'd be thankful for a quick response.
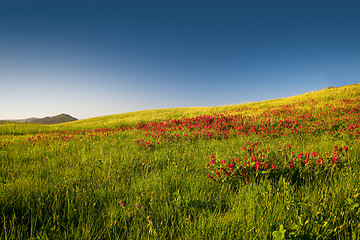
[1,84,360,239]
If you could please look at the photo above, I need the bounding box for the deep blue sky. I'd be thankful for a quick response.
[1,0,359,119]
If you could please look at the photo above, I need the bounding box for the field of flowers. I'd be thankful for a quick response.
[1,84,360,239]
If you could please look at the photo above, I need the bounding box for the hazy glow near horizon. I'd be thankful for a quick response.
[1,0,359,120]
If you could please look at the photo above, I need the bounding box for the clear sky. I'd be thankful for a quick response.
[1,0,359,119]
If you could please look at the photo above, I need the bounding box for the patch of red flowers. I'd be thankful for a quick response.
[206,143,350,184]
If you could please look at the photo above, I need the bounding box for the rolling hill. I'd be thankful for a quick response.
[1,113,77,125]
[0,83,359,239]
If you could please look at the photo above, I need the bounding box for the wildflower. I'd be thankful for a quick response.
[242,168,249,184]
[228,163,235,173]
[255,161,261,171]
[210,154,216,164]
[304,159,310,166]
[221,160,226,164]
[289,163,295,169]
[136,203,140,208]
[332,157,338,165]
[271,164,276,169]
[264,162,270,170]
[342,146,348,151]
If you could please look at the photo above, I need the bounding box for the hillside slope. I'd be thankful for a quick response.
[0,83,359,239]
[56,83,360,129]
[0,84,359,135]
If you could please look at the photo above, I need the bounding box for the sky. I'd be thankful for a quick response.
[1,0,359,120]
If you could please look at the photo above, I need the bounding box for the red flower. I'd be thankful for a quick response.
[264,162,270,169]
[228,163,235,173]
[210,154,216,164]
[332,157,338,165]
[304,159,310,166]
[255,161,261,171]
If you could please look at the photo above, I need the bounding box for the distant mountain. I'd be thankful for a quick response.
[26,114,78,124]
[1,114,78,124]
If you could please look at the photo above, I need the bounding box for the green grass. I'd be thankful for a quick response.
[1,84,360,239]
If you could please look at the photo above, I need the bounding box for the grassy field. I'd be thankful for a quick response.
[1,84,360,239]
